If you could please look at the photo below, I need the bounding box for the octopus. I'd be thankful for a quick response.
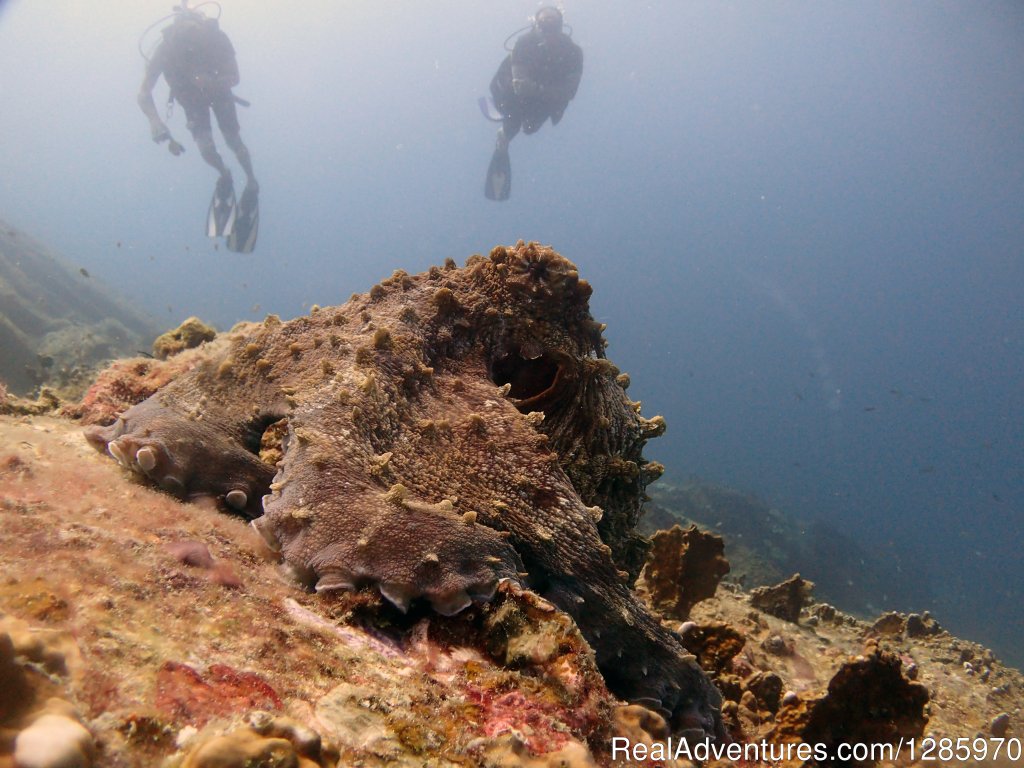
[84,242,724,741]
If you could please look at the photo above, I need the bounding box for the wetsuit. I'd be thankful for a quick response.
[490,28,583,140]
[152,17,241,140]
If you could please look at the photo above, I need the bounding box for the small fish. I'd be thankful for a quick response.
[79,267,90,278]
[135,350,156,359]
[116,241,122,248]
[863,406,876,412]
[992,493,1003,503]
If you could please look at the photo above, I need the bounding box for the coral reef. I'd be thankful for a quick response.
[62,334,237,426]
[767,646,929,766]
[83,243,722,739]
[1,413,1022,766]
[0,414,627,766]
[0,385,60,417]
[644,480,934,616]
[0,218,159,398]
[152,317,218,360]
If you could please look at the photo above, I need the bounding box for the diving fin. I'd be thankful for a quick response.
[207,175,236,238]
[226,183,259,254]
[484,146,511,201]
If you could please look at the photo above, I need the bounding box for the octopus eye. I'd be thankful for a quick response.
[489,348,570,411]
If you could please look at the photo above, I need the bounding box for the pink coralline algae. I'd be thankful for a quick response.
[155,661,282,726]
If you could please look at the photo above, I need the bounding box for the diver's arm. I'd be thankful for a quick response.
[137,52,170,143]
[510,35,540,97]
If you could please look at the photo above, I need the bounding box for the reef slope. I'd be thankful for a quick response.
[0,218,160,397]
[3,414,1021,767]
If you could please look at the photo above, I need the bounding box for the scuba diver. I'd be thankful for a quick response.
[483,7,583,201]
[138,2,259,253]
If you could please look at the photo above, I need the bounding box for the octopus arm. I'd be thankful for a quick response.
[83,383,276,519]
[254,407,524,617]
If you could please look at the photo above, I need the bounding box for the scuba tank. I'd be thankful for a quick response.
[137,1,223,62]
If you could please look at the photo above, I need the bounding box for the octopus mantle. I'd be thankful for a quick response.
[85,242,724,740]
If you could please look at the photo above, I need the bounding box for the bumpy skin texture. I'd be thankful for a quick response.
[84,242,724,739]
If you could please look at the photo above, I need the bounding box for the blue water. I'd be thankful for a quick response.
[1,1,1021,666]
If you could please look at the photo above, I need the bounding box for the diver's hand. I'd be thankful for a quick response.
[150,122,171,144]
[512,77,539,98]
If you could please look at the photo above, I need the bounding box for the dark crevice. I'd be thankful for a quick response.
[489,347,569,412]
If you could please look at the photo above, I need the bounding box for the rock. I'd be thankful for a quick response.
[678,620,745,675]
[906,612,943,638]
[180,728,300,768]
[871,611,906,635]
[750,574,814,623]
[13,711,94,768]
[990,712,1010,737]
[481,734,597,768]
[638,524,730,620]
[745,671,784,714]
[767,649,928,756]
[762,634,789,656]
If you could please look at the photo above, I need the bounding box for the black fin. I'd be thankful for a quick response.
[207,175,236,238]
[226,183,259,254]
[484,146,511,201]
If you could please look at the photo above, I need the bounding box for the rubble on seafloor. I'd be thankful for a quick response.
[1,414,1021,766]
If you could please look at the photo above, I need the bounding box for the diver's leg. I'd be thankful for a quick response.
[521,102,550,135]
[499,114,521,149]
[214,98,256,189]
[194,129,231,179]
[184,102,231,182]
[224,134,255,188]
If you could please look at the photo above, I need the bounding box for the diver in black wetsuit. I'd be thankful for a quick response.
[484,7,584,200]
[138,4,259,252]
